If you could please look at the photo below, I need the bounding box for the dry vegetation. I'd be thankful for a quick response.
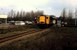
[0,27,77,50]
[0,24,37,33]
[0,24,38,39]
[50,27,77,50]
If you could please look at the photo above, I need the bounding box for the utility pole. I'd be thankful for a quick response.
[60,8,66,27]
[75,9,77,26]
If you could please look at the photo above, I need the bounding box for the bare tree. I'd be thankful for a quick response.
[60,8,67,22]
[68,9,73,19]
[75,9,77,18]
[75,8,77,26]
[7,9,16,21]
[7,10,44,21]
[8,9,16,18]
[35,10,44,17]
[60,8,66,18]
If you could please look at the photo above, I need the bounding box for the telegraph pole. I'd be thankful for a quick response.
[75,8,77,26]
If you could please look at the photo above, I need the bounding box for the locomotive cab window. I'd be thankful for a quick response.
[46,17,48,19]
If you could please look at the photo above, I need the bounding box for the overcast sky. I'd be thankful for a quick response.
[0,0,77,16]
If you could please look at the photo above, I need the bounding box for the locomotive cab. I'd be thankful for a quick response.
[35,15,56,28]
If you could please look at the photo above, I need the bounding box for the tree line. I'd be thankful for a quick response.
[60,8,77,26]
[7,10,44,21]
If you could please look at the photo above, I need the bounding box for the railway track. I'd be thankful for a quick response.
[0,29,42,43]
[0,28,50,47]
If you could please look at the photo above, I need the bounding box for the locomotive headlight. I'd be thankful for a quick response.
[53,20,56,24]
[65,22,67,25]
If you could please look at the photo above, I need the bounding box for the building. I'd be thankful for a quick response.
[0,15,8,24]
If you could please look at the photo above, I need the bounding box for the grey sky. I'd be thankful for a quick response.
[0,0,77,16]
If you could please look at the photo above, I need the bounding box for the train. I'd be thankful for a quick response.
[34,15,57,28]
[34,15,77,28]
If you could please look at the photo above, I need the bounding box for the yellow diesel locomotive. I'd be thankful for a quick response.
[35,15,56,28]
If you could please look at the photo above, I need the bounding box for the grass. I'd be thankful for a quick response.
[0,27,77,50]
[50,27,77,50]
[0,24,39,34]
[0,29,50,50]
[0,24,39,39]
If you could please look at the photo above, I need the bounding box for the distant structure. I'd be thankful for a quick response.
[0,15,8,24]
